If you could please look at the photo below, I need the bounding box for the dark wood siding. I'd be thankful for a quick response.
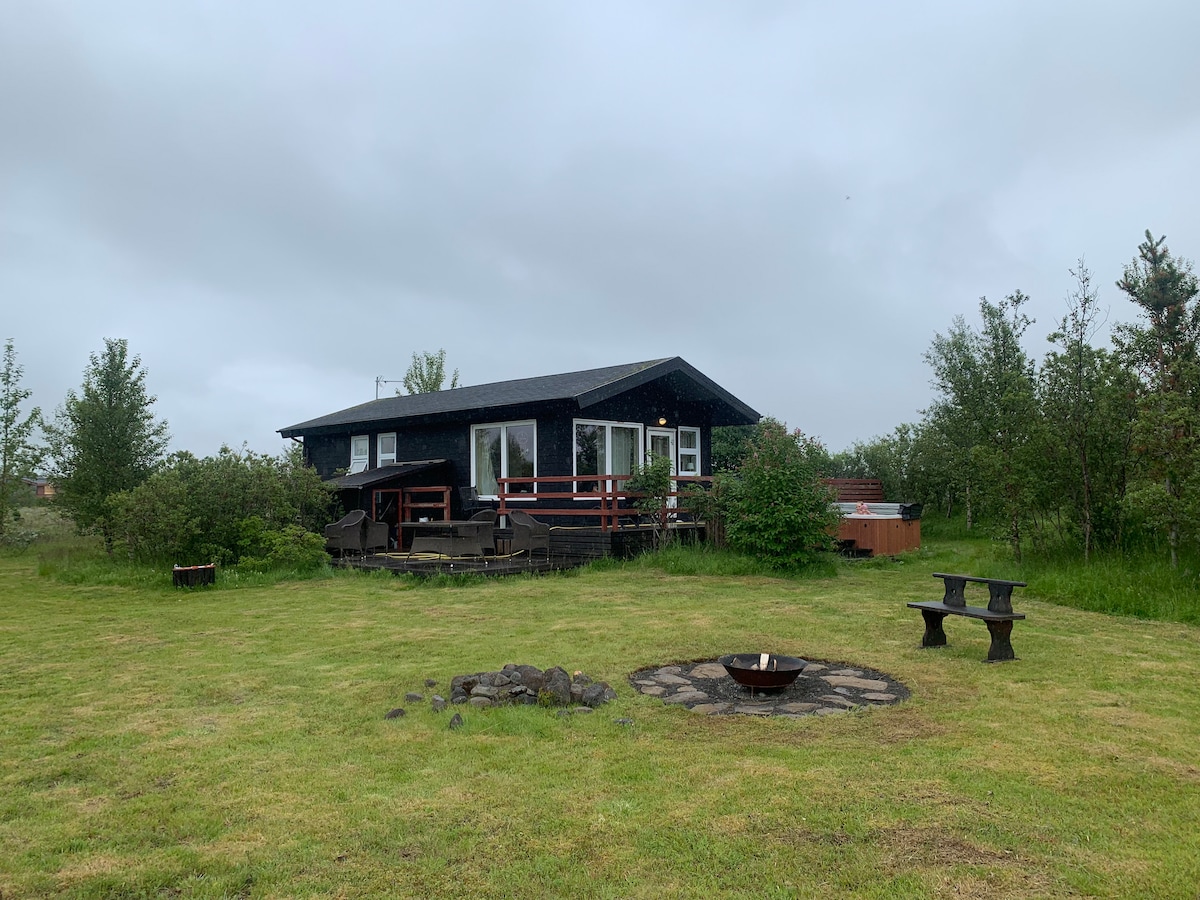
[534,402,575,478]
[305,433,351,478]
[304,424,469,481]
[301,382,727,486]
[385,423,471,474]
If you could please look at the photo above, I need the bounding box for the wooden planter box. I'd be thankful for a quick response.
[172,564,216,588]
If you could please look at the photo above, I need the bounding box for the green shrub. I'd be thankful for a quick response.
[623,454,673,519]
[723,419,839,570]
[624,454,675,547]
[237,526,329,574]
[109,445,335,566]
[681,475,732,547]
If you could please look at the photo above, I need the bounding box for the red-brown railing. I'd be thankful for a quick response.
[495,474,712,531]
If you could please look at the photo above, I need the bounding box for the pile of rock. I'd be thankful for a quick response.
[450,664,617,709]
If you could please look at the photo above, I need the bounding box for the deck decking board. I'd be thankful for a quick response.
[336,524,701,576]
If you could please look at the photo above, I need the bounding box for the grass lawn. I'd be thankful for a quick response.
[2,536,1199,898]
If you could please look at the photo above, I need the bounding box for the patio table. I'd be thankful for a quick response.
[402,520,491,557]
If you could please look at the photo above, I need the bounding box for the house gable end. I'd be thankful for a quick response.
[576,358,758,426]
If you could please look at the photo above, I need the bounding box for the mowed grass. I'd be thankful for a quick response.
[2,541,1200,898]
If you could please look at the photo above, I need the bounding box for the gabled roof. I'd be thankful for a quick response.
[279,357,759,437]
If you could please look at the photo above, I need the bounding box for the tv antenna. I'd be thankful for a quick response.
[375,376,404,399]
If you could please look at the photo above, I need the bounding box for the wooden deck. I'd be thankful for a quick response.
[337,523,703,576]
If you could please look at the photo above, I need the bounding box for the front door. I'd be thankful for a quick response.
[646,428,677,507]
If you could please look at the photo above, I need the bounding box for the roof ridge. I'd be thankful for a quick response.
[276,356,763,437]
[443,357,673,396]
[563,357,672,398]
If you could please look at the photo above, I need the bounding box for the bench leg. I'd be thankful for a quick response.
[919,610,948,647]
[984,620,1017,662]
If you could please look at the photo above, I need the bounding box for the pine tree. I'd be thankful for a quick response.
[1113,232,1200,567]
[44,339,170,551]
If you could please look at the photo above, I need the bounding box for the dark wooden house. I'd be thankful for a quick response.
[279,358,759,543]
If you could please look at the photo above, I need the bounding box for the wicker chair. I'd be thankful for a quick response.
[508,509,550,557]
[325,510,390,556]
[459,486,483,517]
[324,510,367,556]
[364,519,390,553]
[468,508,498,555]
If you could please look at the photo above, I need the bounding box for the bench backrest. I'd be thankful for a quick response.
[932,572,1026,587]
[933,572,1026,613]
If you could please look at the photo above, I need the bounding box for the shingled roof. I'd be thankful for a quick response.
[279,357,758,438]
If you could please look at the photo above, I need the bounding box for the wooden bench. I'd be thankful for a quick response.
[907,573,1027,662]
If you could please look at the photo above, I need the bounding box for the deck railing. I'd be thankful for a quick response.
[495,474,712,531]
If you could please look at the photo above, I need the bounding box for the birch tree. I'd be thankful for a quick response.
[0,339,43,538]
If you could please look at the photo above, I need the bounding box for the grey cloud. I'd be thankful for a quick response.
[3,1,1200,455]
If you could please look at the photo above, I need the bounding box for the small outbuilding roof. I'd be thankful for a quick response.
[279,357,759,437]
[329,459,449,490]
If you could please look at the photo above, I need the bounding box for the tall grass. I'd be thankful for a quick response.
[15,505,1200,625]
[1013,550,1200,623]
[897,511,1200,623]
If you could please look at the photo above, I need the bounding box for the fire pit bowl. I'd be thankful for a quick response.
[718,653,807,689]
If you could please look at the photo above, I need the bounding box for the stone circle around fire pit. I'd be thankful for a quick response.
[630,658,909,717]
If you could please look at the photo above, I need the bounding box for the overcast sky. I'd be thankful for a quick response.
[4,1,1199,460]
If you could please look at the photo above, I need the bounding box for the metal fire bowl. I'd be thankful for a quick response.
[718,654,807,689]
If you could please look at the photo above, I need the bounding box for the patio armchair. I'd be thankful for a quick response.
[364,518,390,553]
[324,510,367,556]
[508,509,550,557]
[468,508,498,555]
[459,486,483,517]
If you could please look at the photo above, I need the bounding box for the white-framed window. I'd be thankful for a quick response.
[377,432,397,467]
[573,419,642,493]
[678,427,700,476]
[349,434,369,474]
[471,421,536,498]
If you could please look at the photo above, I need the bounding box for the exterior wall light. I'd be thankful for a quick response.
[657,417,668,426]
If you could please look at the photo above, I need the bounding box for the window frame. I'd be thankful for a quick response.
[377,432,397,467]
[470,420,538,500]
[677,426,701,477]
[572,418,644,494]
[349,434,369,474]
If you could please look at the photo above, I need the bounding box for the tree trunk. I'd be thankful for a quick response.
[1080,446,1093,563]
[1166,473,1179,569]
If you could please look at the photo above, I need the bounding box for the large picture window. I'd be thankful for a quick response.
[472,421,536,498]
[574,420,642,492]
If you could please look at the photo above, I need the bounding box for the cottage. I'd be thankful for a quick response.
[279,357,759,546]
[21,477,54,499]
